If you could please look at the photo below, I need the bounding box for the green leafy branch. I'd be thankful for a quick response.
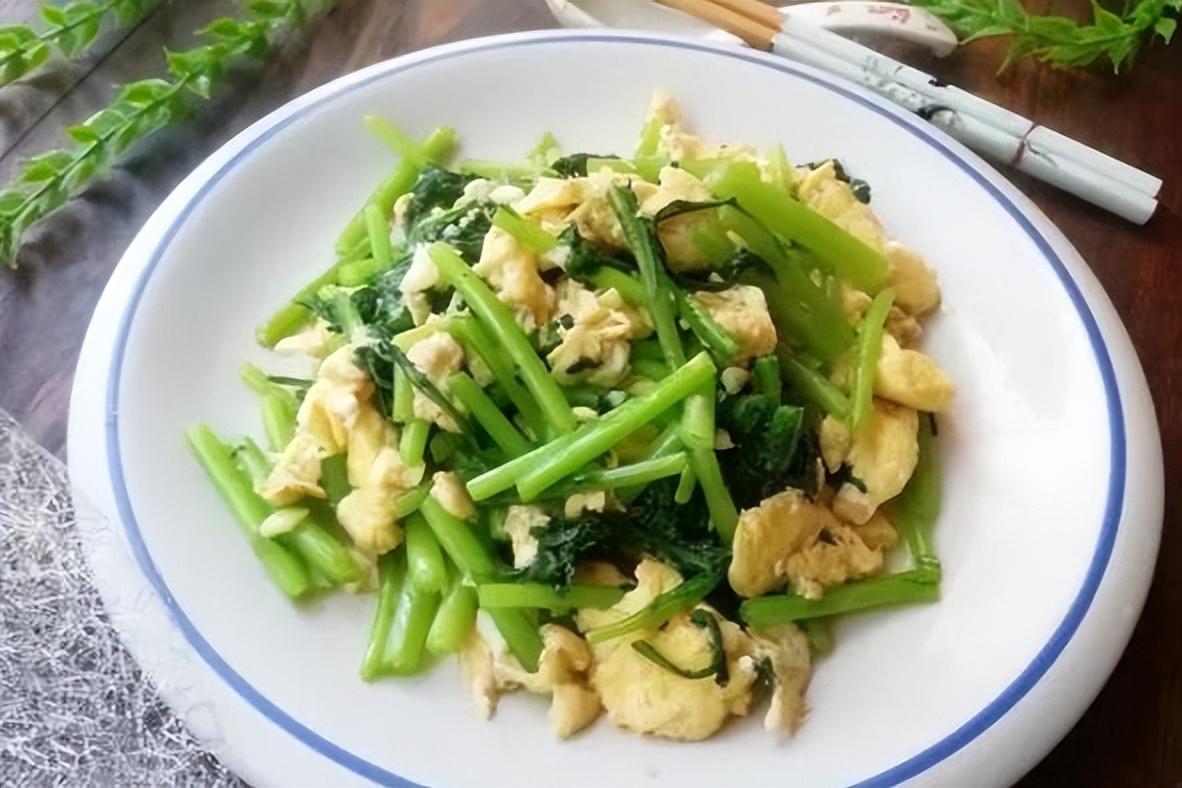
[0,0,152,86]
[907,0,1181,71]
[0,0,331,267]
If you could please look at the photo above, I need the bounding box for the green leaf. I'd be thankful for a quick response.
[249,0,289,18]
[1091,1,1126,33]
[40,5,67,27]
[0,190,29,217]
[1154,16,1177,42]
[200,17,247,41]
[78,105,130,138]
[117,78,173,107]
[20,150,77,182]
[113,0,145,26]
[0,25,38,48]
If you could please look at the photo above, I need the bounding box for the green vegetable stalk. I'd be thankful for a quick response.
[710,164,888,293]
[426,581,479,656]
[448,371,532,456]
[184,425,309,598]
[491,205,557,253]
[429,243,577,437]
[888,414,943,580]
[405,513,449,594]
[586,572,718,644]
[418,496,544,671]
[236,438,360,585]
[680,384,739,541]
[361,550,406,681]
[608,186,686,368]
[335,125,457,258]
[849,288,894,431]
[469,351,714,502]
[778,349,851,418]
[448,318,549,441]
[477,583,625,611]
[740,569,939,626]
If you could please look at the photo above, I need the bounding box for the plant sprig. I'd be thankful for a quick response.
[907,0,1181,72]
[0,0,151,86]
[0,0,331,267]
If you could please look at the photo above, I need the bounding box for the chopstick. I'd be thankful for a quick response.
[653,0,1161,223]
[657,0,775,49]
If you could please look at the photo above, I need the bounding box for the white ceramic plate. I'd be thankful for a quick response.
[68,30,1163,787]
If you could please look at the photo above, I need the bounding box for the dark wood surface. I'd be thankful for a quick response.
[0,0,1176,784]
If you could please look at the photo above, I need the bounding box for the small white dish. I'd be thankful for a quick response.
[544,0,959,56]
[68,30,1163,787]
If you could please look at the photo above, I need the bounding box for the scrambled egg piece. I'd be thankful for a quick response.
[884,241,940,317]
[818,415,851,474]
[257,433,324,505]
[260,343,373,505]
[472,226,556,332]
[261,341,421,555]
[569,168,636,249]
[547,280,644,386]
[345,406,395,487]
[338,412,421,556]
[796,161,885,249]
[728,489,840,597]
[406,332,466,432]
[399,244,441,325]
[639,166,718,272]
[513,177,583,229]
[833,399,919,525]
[503,505,550,569]
[690,285,777,364]
[730,488,889,599]
[590,607,758,741]
[494,624,602,739]
[296,343,373,453]
[513,168,657,248]
[336,486,402,555]
[564,491,607,518]
[875,334,955,412]
[782,522,884,599]
[273,319,339,359]
[430,470,476,520]
[459,629,499,720]
[578,560,758,741]
[855,510,899,552]
[749,625,812,734]
[797,162,940,318]
[647,92,759,165]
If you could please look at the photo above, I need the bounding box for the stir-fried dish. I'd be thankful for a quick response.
[187,93,953,741]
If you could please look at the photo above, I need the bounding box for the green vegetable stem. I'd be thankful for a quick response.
[184,425,309,598]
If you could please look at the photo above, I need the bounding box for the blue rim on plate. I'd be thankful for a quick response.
[103,33,1125,788]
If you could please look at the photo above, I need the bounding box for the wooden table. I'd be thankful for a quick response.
[0,0,1176,783]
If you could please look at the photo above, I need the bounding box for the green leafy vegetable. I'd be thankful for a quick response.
[551,152,616,178]
[511,478,729,588]
[716,393,811,508]
[906,0,1180,72]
